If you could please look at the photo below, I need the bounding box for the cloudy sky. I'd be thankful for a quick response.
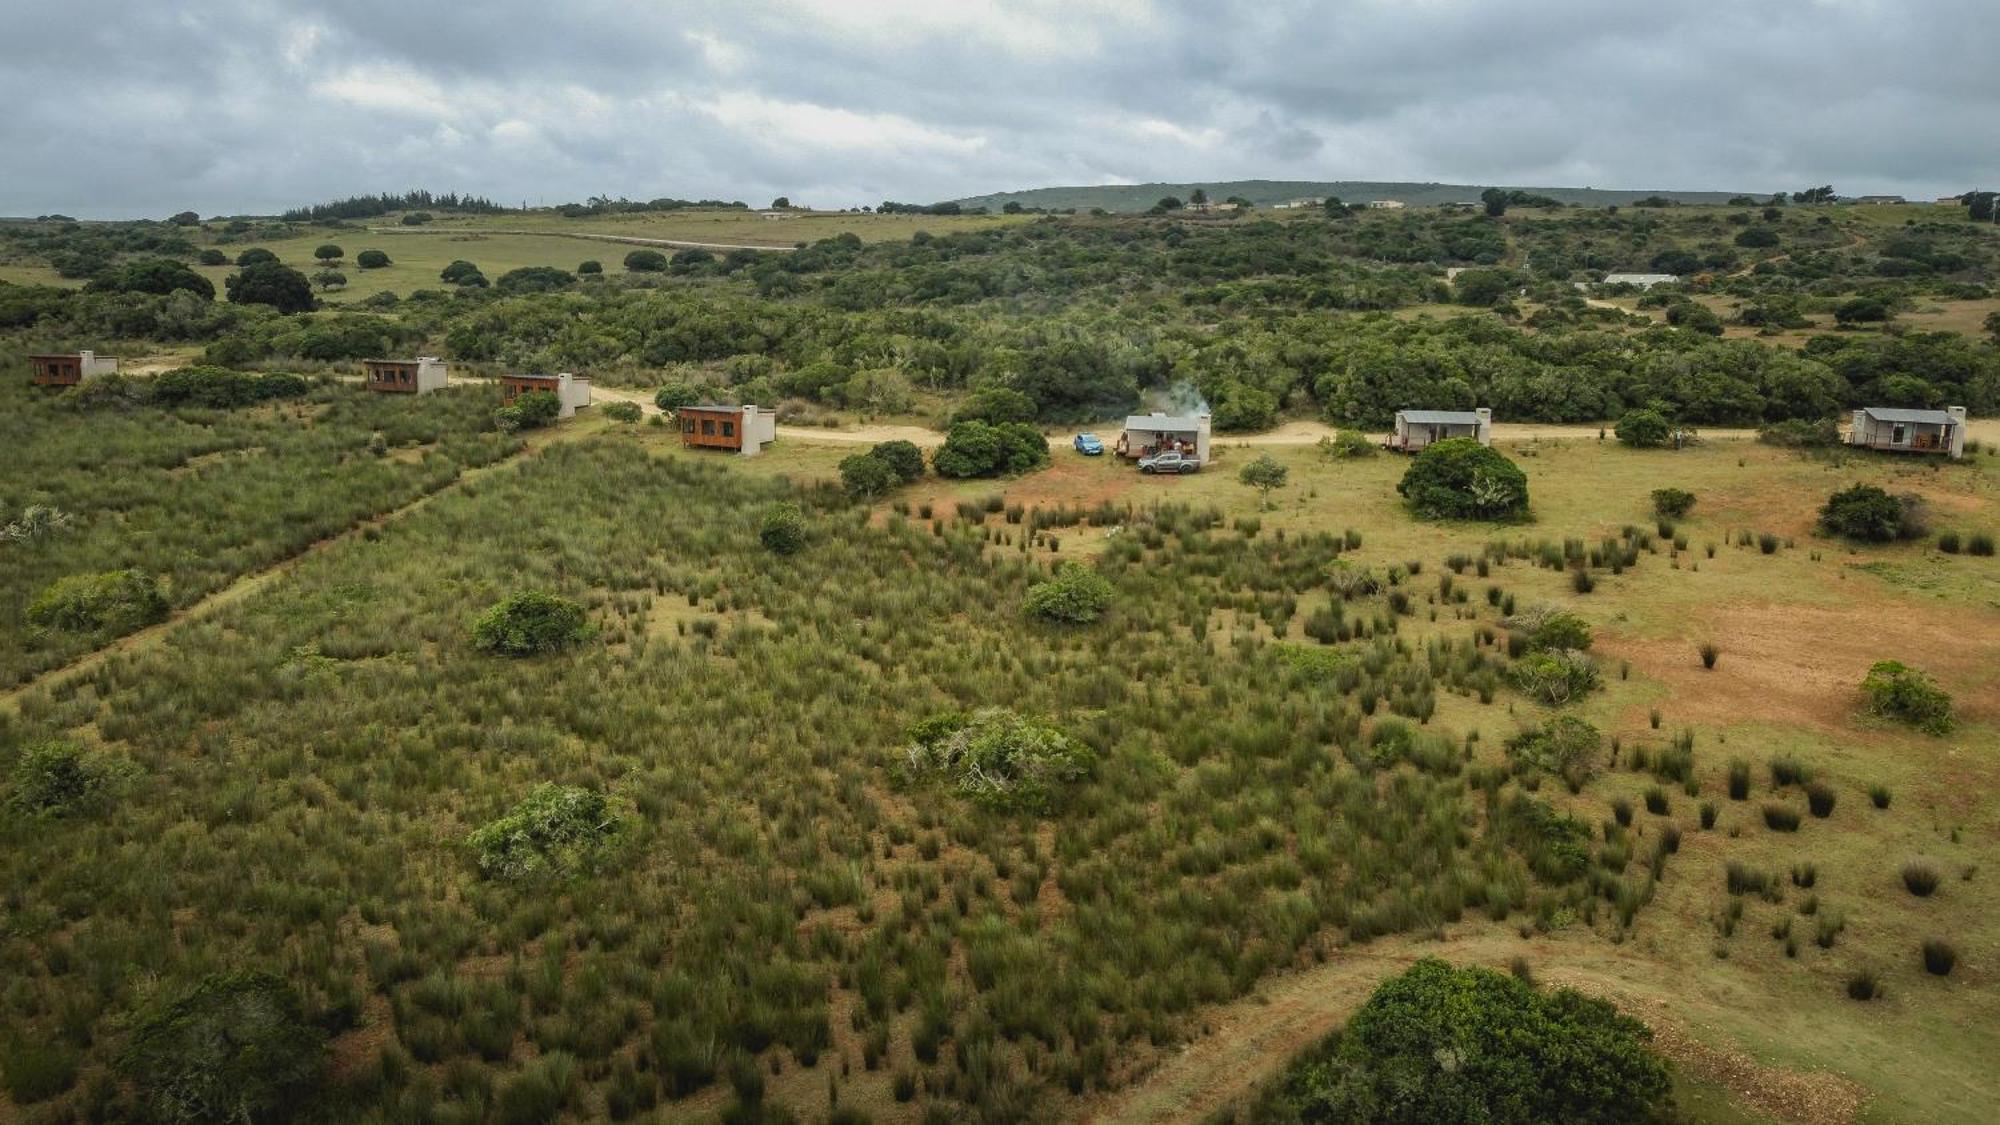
[6,0,1997,218]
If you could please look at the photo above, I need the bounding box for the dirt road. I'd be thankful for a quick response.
[1086,931,1868,1125]
[365,227,793,253]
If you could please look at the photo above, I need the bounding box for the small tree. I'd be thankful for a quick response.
[653,382,702,415]
[355,249,391,269]
[1504,716,1603,787]
[1819,484,1903,542]
[121,972,325,1125]
[226,261,315,313]
[898,709,1092,813]
[1860,660,1953,734]
[1023,562,1113,624]
[1650,488,1696,517]
[1397,438,1528,520]
[440,259,487,287]
[771,196,791,210]
[1481,186,1509,216]
[467,784,623,881]
[311,269,347,291]
[313,243,343,264]
[577,259,603,275]
[472,591,590,655]
[1615,408,1671,448]
[871,439,927,484]
[7,741,134,818]
[235,247,277,267]
[624,249,670,272]
[27,570,167,633]
[1238,453,1289,509]
[839,450,901,499]
[759,503,808,554]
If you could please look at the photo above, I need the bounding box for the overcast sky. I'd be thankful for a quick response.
[6,0,1997,218]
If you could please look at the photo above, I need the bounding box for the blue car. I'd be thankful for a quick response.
[1073,432,1105,456]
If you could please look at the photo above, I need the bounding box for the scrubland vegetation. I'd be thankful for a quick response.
[0,196,1997,1122]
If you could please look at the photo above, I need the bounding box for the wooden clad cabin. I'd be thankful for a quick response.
[500,372,592,419]
[1849,406,1966,459]
[679,404,777,457]
[364,356,447,395]
[30,350,118,387]
[1391,408,1492,453]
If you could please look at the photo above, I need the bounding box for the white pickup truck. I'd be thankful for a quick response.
[1137,450,1201,474]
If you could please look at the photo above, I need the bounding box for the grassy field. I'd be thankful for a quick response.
[2,399,1995,1121]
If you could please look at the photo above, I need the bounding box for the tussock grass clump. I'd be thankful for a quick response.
[1643,786,1669,816]
[1769,755,1811,788]
[1845,969,1882,1002]
[1902,861,1941,897]
[1725,862,1772,896]
[1869,784,1892,810]
[1922,939,1957,977]
[1791,862,1817,889]
[1969,532,1996,556]
[1762,803,1801,832]
[1699,801,1717,829]
[1698,642,1719,669]
[1805,782,1837,818]
[1727,759,1751,801]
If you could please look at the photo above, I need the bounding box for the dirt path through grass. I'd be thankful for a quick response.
[1086,932,1866,1125]
[0,428,564,713]
[365,226,796,253]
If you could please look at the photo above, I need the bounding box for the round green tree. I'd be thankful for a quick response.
[1396,438,1528,520]
[1819,484,1903,542]
[1024,562,1114,624]
[759,502,809,554]
[1614,408,1671,447]
[225,262,315,313]
[355,249,391,269]
[473,591,590,655]
[312,243,343,263]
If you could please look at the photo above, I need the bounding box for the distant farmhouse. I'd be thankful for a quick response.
[500,372,593,419]
[1849,195,1907,205]
[1271,198,1324,210]
[678,403,777,457]
[1391,409,1492,453]
[29,350,117,387]
[1849,406,1967,458]
[1600,273,1681,289]
[363,357,447,395]
[1365,199,1407,210]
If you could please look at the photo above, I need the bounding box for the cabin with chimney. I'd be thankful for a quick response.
[500,372,592,419]
[30,350,118,387]
[1391,408,1493,453]
[679,403,777,456]
[1849,406,1966,458]
[364,356,448,395]
[1117,412,1212,463]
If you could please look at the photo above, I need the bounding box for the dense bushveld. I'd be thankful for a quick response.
[0,367,519,684]
[0,436,1693,1120]
[6,203,2000,429]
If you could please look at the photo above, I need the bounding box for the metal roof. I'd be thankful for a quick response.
[1602,273,1679,284]
[685,403,746,413]
[1862,407,1955,424]
[1398,410,1483,425]
[1123,414,1206,432]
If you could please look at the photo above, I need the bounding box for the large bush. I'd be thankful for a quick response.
[759,502,808,554]
[84,256,215,300]
[495,389,563,433]
[950,386,1038,426]
[840,439,927,499]
[1511,649,1600,705]
[898,709,1093,813]
[1269,958,1671,1124]
[654,382,703,414]
[495,266,577,295]
[1023,561,1114,624]
[1818,483,1903,542]
[6,741,134,818]
[624,249,670,272]
[1396,438,1528,520]
[1506,605,1592,652]
[150,365,308,408]
[355,249,391,269]
[1504,717,1603,787]
[1650,488,1696,518]
[932,421,1049,479]
[467,784,623,881]
[225,261,315,314]
[121,972,325,1125]
[27,569,167,633]
[1614,408,1671,448]
[440,259,488,287]
[472,591,591,655]
[1860,660,1954,734]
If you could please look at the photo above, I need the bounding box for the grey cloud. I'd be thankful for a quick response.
[4,0,1997,218]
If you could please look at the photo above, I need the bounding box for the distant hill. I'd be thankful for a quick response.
[946,179,1759,213]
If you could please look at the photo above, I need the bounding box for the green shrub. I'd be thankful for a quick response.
[7,741,134,818]
[1510,650,1600,705]
[1397,438,1528,520]
[625,249,670,272]
[472,591,591,655]
[149,365,309,409]
[1023,562,1113,624]
[1,1038,79,1104]
[1269,958,1670,1123]
[1819,484,1904,542]
[27,569,167,633]
[1502,716,1602,787]
[1937,531,1961,554]
[932,421,1049,479]
[1650,487,1696,517]
[1505,605,1592,652]
[871,439,927,484]
[1320,429,1377,458]
[1614,408,1671,448]
[1970,533,1996,556]
[121,972,325,1124]
[601,400,642,423]
[898,709,1092,814]
[1758,418,1841,448]
[653,382,702,414]
[467,785,623,881]
[356,249,391,269]
[1860,660,1954,734]
[494,389,562,433]
[759,503,809,555]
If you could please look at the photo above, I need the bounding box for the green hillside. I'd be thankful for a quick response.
[948,179,1760,213]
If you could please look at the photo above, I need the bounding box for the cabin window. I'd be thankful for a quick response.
[722,422,735,438]
[1892,424,1908,445]
[701,420,715,435]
